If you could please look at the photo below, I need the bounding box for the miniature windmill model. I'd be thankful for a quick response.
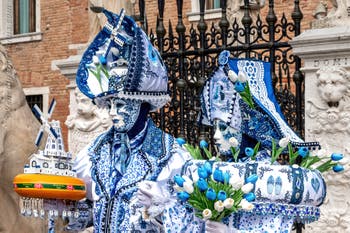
[32,99,58,147]
[13,99,86,232]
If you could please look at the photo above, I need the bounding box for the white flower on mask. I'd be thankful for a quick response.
[237,71,247,83]
[92,55,100,65]
[229,137,239,148]
[228,70,238,83]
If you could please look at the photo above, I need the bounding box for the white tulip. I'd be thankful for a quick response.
[278,137,290,148]
[240,199,254,211]
[92,55,100,65]
[241,183,254,194]
[174,184,184,192]
[192,171,199,183]
[182,175,193,185]
[229,137,239,148]
[229,176,244,190]
[202,208,212,220]
[228,70,238,83]
[214,200,225,212]
[223,198,234,209]
[183,181,194,194]
[237,71,247,83]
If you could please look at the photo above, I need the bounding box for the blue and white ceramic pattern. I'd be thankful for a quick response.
[182,160,326,232]
[76,9,170,111]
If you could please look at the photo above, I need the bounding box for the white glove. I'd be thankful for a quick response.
[136,181,163,209]
[205,220,230,233]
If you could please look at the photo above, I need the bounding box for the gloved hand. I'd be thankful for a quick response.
[136,181,163,208]
[205,220,229,233]
[136,181,172,220]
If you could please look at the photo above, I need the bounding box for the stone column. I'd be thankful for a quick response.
[291,26,350,232]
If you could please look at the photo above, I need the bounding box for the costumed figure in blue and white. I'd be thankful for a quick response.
[70,8,206,233]
[181,50,326,232]
[199,50,320,161]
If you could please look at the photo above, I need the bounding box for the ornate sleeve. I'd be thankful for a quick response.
[156,144,205,232]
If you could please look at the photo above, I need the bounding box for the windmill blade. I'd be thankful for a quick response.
[47,99,56,119]
[32,104,44,122]
[35,127,44,147]
[48,126,58,139]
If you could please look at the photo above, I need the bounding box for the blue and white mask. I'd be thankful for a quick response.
[95,97,142,132]
[76,8,170,112]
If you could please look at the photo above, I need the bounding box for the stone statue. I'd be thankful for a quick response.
[65,88,111,156]
[312,0,350,28]
[227,0,265,25]
[306,66,350,150]
[0,43,43,232]
[88,0,133,41]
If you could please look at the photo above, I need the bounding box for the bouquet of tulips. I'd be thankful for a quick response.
[173,161,257,221]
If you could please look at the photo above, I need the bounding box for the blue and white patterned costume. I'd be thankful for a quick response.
[73,119,207,232]
[73,8,207,232]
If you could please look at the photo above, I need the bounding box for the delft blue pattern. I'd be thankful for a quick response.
[227,57,304,144]
[87,119,177,232]
[76,9,169,111]
[240,99,282,151]
[182,160,326,231]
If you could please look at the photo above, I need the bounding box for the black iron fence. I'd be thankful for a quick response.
[137,0,305,231]
[138,0,305,146]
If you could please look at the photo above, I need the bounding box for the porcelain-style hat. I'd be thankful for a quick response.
[76,9,170,111]
[200,50,308,145]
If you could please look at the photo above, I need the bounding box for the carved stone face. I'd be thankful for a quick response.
[103,97,142,132]
[213,119,240,156]
[76,91,95,118]
[317,68,349,106]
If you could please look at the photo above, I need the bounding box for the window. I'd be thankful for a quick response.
[206,0,220,10]
[188,0,222,22]
[26,94,42,110]
[43,162,48,168]
[31,160,37,167]
[0,0,41,44]
[23,86,49,117]
[13,0,36,35]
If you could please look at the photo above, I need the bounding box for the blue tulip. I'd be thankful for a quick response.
[177,191,190,201]
[200,140,209,149]
[244,192,256,202]
[217,190,227,201]
[174,175,185,187]
[298,147,309,158]
[235,82,245,92]
[98,55,107,65]
[206,188,217,201]
[331,153,343,162]
[245,174,258,184]
[204,161,212,175]
[333,164,344,173]
[176,138,186,146]
[196,178,208,192]
[198,166,208,179]
[245,147,255,157]
[213,168,224,183]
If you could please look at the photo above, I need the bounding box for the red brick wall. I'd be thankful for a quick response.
[4,0,89,147]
